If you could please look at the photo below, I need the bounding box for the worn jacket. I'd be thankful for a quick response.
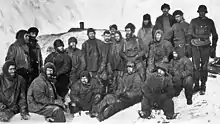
[116,72,143,98]
[44,51,72,76]
[153,14,176,35]
[164,21,190,46]
[137,26,154,47]
[188,17,218,46]
[0,74,27,114]
[29,42,43,74]
[70,78,103,110]
[81,39,106,72]
[27,74,59,112]
[65,47,86,78]
[5,39,30,70]
[148,30,173,70]
[108,39,125,71]
[120,36,146,62]
[169,56,193,78]
[142,72,174,98]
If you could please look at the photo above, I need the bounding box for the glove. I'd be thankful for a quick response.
[21,113,30,120]
[0,103,6,110]
[54,99,65,109]
[210,45,217,58]
[162,57,169,63]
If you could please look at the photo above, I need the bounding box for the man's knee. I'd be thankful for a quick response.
[183,76,193,86]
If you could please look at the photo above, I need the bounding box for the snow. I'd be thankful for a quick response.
[0,0,220,123]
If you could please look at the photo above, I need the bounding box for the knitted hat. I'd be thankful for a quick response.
[161,3,170,10]
[68,37,77,45]
[197,5,208,13]
[125,23,136,32]
[53,39,64,48]
[143,14,151,20]
[173,10,183,17]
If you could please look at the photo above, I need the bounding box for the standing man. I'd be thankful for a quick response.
[138,13,154,47]
[164,10,191,58]
[45,39,72,98]
[107,31,125,93]
[65,37,86,85]
[5,30,30,90]
[120,23,147,81]
[188,5,218,95]
[153,3,176,36]
[81,28,106,78]
[27,27,43,83]
[109,24,118,40]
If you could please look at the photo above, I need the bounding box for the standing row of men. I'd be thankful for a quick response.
[0,3,218,122]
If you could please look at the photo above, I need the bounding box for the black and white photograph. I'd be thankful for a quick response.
[0,0,220,123]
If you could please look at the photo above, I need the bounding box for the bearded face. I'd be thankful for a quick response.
[46,68,54,80]
[57,46,64,53]
[81,76,89,85]
[104,33,111,42]
[155,33,162,42]
[125,28,133,39]
[115,33,121,42]
[88,32,96,40]
[8,65,16,77]
[69,42,76,49]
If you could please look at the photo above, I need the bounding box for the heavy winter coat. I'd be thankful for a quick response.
[148,30,173,70]
[188,17,218,46]
[29,42,43,74]
[142,72,174,98]
[44,51,72,76]
[164,21,190,46]
[120,36,146,62]
[108,40,125,72]
[70,78,103,111]
[137,26,154,47]
[27,73,60,112]
[81,39,106,72]
[65,47,86,80]
[169,56,193,78]
[116,72,143,99]
[153,14,176,35]
[0,74,27,115]
[5,39,30,70]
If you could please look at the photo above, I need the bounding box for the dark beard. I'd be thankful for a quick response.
[57,49,64,53]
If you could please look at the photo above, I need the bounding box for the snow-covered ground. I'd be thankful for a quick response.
[8,76,220,124]
[1,0,220,123]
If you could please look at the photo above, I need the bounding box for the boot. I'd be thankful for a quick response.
[193,84,200,94]
[187,99,193,105]
[200,83,206,95]
[138,110,152,119]
[166,113,178,120]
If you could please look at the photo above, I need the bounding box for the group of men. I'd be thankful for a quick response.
[0,3,218,123]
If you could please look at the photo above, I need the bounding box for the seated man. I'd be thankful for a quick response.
[69,71,104,116]
[27,62,66,122]
[169,50,194,105]
[0,61,30,122]
[138,65,177,120]
[147,29,173,72]
[95,61,143,121]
